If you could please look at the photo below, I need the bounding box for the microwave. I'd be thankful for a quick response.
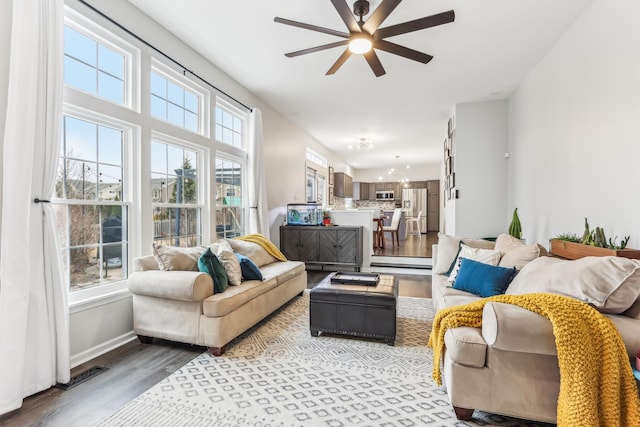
[375,190,394,200]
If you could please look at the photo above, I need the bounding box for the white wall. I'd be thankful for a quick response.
[447,101,509,238]
[508,0,640,248]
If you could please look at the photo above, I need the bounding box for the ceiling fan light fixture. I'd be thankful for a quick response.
[348,36,372,54]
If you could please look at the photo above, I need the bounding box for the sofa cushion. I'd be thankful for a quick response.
[494,234,540,270]
[202,277,278,317]
[197,248,229,293]
[453,258,517,297]
[260,260,306,285]
[447,244,502,282]
[226,238,277,267]
[152,243,205,271]
[506,256,640,314]
[433,234,496,275]
[236,253,263,281]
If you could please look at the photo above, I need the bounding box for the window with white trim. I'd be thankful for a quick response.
[151,63,207,135]
[215,154,245,239]
[215,103,244,148]
[53,114,129,292]
[151,139,202,247]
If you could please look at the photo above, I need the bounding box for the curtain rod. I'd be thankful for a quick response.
[76,0,253,113]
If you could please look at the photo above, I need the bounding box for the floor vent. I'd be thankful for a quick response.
[54,366,109,390]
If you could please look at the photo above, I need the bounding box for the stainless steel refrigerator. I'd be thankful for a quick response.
[401,188,427,233]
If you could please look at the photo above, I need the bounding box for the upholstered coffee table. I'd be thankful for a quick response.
[309,273,398,345]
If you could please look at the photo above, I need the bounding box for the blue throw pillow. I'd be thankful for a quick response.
[453,257,517,297]
[235,253,263,281]
[198,248,228,293]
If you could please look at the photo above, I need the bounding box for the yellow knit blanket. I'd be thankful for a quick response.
[235,234,287,261]
[428,293,640,426]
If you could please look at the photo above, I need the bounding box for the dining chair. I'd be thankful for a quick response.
[383,208,403,247]
[406,211,423,240]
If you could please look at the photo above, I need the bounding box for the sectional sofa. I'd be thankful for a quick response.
[431,234,640,423]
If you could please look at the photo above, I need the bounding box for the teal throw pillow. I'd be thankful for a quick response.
[235,253,263,281]
[453,257,517,297]
[198,248,228,293]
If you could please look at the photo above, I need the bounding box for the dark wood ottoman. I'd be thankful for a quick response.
[309,273,398,345]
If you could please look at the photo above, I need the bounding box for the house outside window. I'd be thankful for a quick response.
[151,140,202,247]
[215,155,245,239]
[54,114,129,292]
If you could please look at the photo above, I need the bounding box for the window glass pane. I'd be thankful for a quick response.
[69,205,100,246]
[222,110,232,129]
[184,92,198,113]
[151,95,167,120]
[167,103,184,127]
[167,81,183,106]
[222,128,233,145]
[64,116,97,162]
[98,72,124,104]
[215,124,223,141]
[216,105,244,148]
[98,126,122,166]
[233,133,242,147]
[64,26,97,66]
[166,145,184,173]
[98,44,123,78]
[185,111,198,133]
[150,73,166,97]
[233,117,242,132]
[64,57,96,93]
[151,141,167,174]
[98,164,122,201]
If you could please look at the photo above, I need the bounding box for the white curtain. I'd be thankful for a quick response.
[0,0,69,415]
[247,108,270,238]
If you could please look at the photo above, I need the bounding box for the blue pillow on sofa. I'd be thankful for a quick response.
[453,257,517,297]
[198,248,228,293]
[235,253,263,281]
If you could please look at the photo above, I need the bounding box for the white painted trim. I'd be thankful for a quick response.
[69,287,131,314]
[70,331,137,368]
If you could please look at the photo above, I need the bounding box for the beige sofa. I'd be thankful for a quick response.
[431,234,640,423]
[128,239,307,356]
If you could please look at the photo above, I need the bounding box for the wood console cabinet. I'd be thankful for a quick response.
[280,225,363,271]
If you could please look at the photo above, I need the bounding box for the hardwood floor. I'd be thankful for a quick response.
[0,272,431,427]
[373,231,438,258]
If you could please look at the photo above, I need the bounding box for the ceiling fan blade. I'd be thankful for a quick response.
[326,49,353,75]
[330,0,361,33]
[274,17,350,39]
[375,10,455,39]
[363,50,386,77]
[374,40,433,64]
[285,40,349,58]
[362,0,402,34]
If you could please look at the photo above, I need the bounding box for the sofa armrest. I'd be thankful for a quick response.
[482,302,557,355]
[128,270,214,302]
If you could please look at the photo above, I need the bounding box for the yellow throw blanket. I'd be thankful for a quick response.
[428,293,640,427]
[235,234,287,262]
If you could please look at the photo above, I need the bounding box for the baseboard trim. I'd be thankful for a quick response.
[70,331,137,368]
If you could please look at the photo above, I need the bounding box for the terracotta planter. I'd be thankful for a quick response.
[549,239,640,260]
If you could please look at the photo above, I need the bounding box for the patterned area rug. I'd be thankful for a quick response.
[100,292,551,427]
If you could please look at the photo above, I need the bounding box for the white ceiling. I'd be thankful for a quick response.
[128,0,593,170]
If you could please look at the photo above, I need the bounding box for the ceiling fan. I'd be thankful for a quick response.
[274,0,455,77]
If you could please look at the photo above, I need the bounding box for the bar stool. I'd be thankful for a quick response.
[406,211,423,240]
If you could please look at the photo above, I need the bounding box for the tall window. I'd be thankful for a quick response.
[151,70,201,133]
[151,140,202,246]
[54,115,128,292]
[216,155,244,239]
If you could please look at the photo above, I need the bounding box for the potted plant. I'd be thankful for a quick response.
[508,208,522,239]
[322,210,331,226]
[550,217,640,259]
